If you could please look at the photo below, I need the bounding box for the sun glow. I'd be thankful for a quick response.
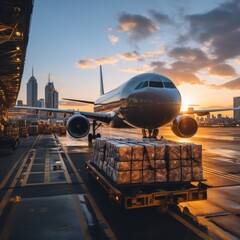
[181,97,192,111]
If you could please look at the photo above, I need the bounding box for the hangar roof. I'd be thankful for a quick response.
[0,0,33,110]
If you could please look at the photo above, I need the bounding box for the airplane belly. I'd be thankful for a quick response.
[120,91,181,129]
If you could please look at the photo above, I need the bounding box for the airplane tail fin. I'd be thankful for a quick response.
[100,65,104,96]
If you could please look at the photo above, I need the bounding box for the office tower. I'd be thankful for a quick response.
[17,100,23,106]
[233,96,240,123]
[27,68,38,106]
[45,74,59,109]
[37,98,45,108]
[206,113,210,123]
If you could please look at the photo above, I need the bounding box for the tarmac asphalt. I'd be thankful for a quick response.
[0,126,239,240]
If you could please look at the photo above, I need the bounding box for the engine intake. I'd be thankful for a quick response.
[67,115,90,138]
[171,115,198,138]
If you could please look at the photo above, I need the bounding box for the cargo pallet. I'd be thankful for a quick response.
[86,161,207,210]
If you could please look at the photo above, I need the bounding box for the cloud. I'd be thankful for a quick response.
[108,34,119,45]
[117,46,165,62]
[149,10,173,25]
[152,47,238,86]
[118,13,157,41]
[185,0,240,61]
[151,62,205,85]
[165,47,212,81]
[211,78,240,90]
[77,57,117,69]
[121,67,148,73]
[141,46,165,59]
[76,59,94,69]
[208,64,237,78]
[117,51,139,61]
[169,47,209,63]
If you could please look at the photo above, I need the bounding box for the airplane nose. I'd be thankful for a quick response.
[121,89,181,129]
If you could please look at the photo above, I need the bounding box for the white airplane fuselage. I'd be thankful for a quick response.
[94,73,182,129]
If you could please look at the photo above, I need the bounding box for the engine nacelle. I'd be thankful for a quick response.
[171,115,198,138]
[67,115,90,138]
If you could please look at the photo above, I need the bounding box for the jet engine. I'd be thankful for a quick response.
[67,115,90,138]
[171,115,198,138]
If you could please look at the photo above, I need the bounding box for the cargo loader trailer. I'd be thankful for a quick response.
[86,161,207,211]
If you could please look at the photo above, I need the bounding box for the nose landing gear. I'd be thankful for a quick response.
[88,120,102,143]
[142,128,159,139]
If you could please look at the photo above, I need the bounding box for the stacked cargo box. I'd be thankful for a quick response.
[59,126,67,135]
[166,144,202,182]
[92,138,203,185]
[42,123,53,134]
[19,126,29,137]
[18,119,28,137]
[5,125,19,138]
[28,125,38,135]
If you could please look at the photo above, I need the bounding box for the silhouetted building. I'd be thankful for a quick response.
[27,68,38,107]
[37,98,45,108]
[45,74,58,109]
[234,96,240,123]
[206,114,210,123]
[17,100,23,106]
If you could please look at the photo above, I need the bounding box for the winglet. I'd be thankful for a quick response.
[100,65,104,96]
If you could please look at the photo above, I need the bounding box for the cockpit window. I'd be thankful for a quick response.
[135,81,148,90]
[163,82,176,88]
[135,82,143,90]
[140,81,148,89]
[149,81,164,88]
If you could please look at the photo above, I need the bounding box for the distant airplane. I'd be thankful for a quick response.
[14,66,240,142]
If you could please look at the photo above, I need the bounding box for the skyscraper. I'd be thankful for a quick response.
[27,68,38,106]
[45,74,59,109]
[233,96,240,123]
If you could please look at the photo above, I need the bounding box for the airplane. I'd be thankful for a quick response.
[14,66,240,142]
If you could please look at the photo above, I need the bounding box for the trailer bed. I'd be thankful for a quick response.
[86,161,207,210]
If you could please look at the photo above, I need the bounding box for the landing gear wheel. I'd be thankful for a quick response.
[96,133,101,138]
[88,133,93,143]
[87,120,102,143]
[142,129,147,138]
[153,129,159,139]
[142,128,159,139]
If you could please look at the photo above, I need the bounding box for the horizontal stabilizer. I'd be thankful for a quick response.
[62,98,95,105]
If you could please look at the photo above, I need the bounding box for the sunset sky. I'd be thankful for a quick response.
[18,0,240,115]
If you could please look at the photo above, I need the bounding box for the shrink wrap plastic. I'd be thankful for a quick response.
[92,138,203,185]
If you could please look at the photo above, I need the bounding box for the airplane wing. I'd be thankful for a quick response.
[13,106,113,123]
[62,98,95,105]
[181,107,240,116]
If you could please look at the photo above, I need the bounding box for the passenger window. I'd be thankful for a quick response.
[135,82,143,90]
[140,81,148,89]
[163,82,175,88]
[149,81,163,88]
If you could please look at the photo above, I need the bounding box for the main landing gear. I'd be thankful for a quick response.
[88,120,102,143]
[142,128,159,139]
